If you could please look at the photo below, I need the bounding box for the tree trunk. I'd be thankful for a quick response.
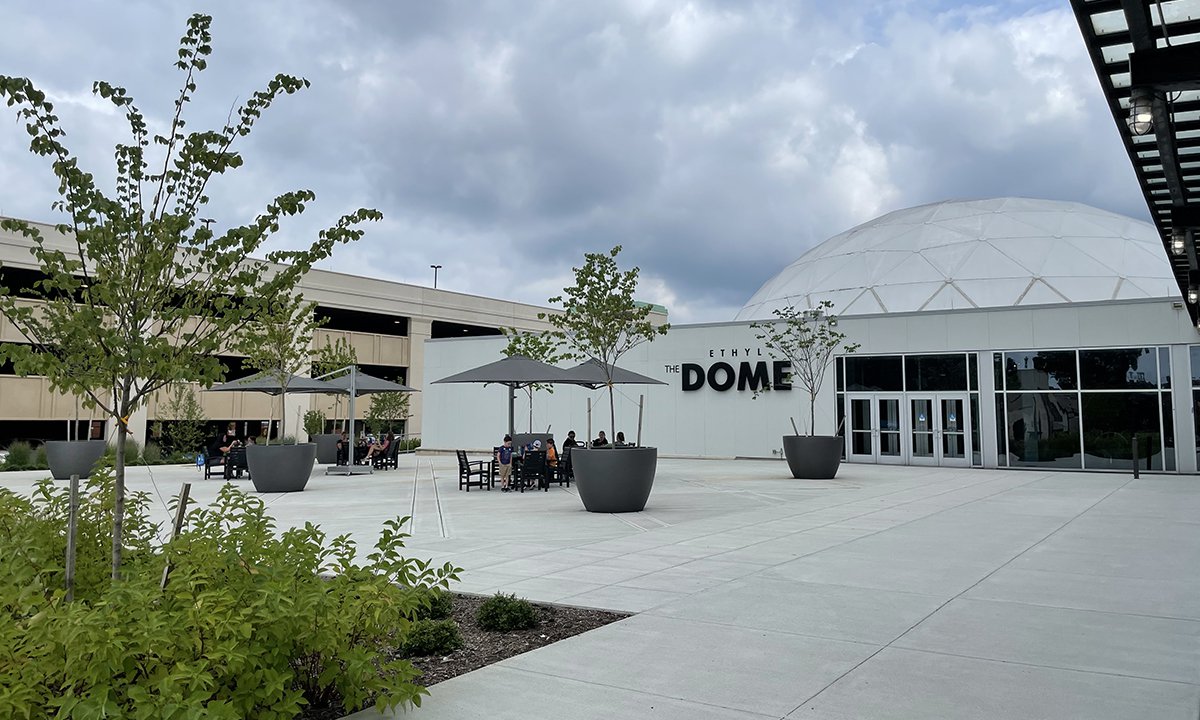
[608,383,616,441]
[112,408,126,581]
[809,390,817,437]
[279,389,287,444]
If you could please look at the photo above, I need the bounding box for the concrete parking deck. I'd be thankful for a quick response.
[4,456,1198,718]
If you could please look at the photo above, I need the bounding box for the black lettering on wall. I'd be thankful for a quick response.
[773,360,793,390]
[738,362,770,392]
[708,362,735,391]
[682,363,705,391]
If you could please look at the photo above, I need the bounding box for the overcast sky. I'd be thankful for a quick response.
[0,1,1144,323]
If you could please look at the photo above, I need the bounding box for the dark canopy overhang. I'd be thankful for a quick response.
[1070,0,1200,323]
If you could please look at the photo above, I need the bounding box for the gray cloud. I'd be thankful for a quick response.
[0,1,1144,323]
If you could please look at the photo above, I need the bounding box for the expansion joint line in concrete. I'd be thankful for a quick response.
[428,458,447,538]
[785,471,1138,716]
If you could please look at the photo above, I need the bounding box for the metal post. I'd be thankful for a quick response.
[636,394,644,447]
[65,474,80,602]
[160,482,192,590]
[586,397,592,447]
[1131,435,1140,479]
[508,385,516,438]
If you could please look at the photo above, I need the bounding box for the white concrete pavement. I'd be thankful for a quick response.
[3,455,1198,718]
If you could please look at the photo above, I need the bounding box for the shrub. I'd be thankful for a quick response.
[0,473,461,718]
[3,440,35,470]
[33,444,47,469]
[303,409,327,437]
[399,619,464,657]
[141,441,163,465]
[413,587,453,621]
[104,437,142,466]
[475,593,538,631]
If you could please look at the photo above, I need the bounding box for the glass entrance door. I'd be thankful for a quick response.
[909,394,971,467]
[847,394,904,464]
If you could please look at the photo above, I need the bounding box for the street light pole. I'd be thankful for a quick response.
[430,264,442,289]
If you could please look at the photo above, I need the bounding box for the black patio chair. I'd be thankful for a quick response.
[517,450,547,493]
[373,438,401,470]
[223,445,248,480]
[548,447,572,489]
[457,450,492,491]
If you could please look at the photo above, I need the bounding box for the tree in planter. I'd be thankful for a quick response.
[502,328,569,432]
[540,245,669,440]
[750,300,859,435]
[314,335,358,430]
[366,392,411,436]
[158,383,207,459]
[0,14,380,576]
[303,409,327,437]
[238,296,321,445]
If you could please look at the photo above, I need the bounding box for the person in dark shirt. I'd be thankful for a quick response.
[592,430,609,447]
[562,430,579,448]
[496,435,514,491]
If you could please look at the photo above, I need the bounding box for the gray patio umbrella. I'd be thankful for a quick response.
[563,360,666,445]
[431,355,577,437]
[563,359,668,389]
[207,372,338,442]
[325,371,418,395]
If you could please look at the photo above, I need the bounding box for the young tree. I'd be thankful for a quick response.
[313,335,358,428]
[365,393,411,435]
[158,384,207,458]
[237,297,321,444]
[750,300,859,435]
[540,246,669,439]
[502,327,568,432]
[0,14,381,577]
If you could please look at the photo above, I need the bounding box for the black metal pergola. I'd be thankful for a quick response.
[1070,0,1200,323]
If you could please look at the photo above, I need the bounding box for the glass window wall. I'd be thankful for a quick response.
[1005,392,1081,468]
[1004,351,1076,390]
[1079,348,1159,389]
[844,356,903,392]
[905,354,967,391]
[1080,392,1164,470]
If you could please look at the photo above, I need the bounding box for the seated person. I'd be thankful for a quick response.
[334,428,349,464]
[614,431,628,447]
[363,431,394,463]
[562,430,579,448]
[207,422,240,461]
[592,430,609,447]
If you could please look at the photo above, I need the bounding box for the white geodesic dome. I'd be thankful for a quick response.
[735,197,1179,320]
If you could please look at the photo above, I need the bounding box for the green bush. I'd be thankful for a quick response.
[141,441,163,465]
[396,437,422,453]
[399,619,463,657]
[414,587,453,621]
[3,440,35,470]
[303,409,327,437]
[475,593,538,631]
[0,471,461,718]
[33,444,47,469]
[103,437,142,465]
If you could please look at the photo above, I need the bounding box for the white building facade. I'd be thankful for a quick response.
[424,199,1200,474]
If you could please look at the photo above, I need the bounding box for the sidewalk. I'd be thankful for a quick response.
[5,457,1197,718]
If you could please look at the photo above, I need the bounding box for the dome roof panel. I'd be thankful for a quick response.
[736,198,1176,319]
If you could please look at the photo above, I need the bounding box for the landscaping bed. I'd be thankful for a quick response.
[302,593,628,719]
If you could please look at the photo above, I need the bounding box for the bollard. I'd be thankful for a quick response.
[1131,435,1139,479]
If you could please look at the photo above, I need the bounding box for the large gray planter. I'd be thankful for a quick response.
[782,435,842,479]
[246,443,316,493]
[313,434,340,464]
[46,440,107,480]
[572,446,657,513]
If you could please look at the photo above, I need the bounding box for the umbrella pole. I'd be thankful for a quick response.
[586,397,592,447]
[508,385,515,439]
[347,367,357,461]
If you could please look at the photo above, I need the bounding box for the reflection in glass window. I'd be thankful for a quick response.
[969,353,979,391]
[970,393,981,466]
[1079,348,1158,389]
[1190,346,1200,387]
[1080,392,1163,470]
[1005,392,1081,468]
[1162,394,1175,472]
[905,354,967,392]
[994,353,1004,391]
[1005,351,1077,390]
[844,356,903,392]
[1158,348,1171,390]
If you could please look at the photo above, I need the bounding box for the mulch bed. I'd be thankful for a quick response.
[301,593,628,719]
